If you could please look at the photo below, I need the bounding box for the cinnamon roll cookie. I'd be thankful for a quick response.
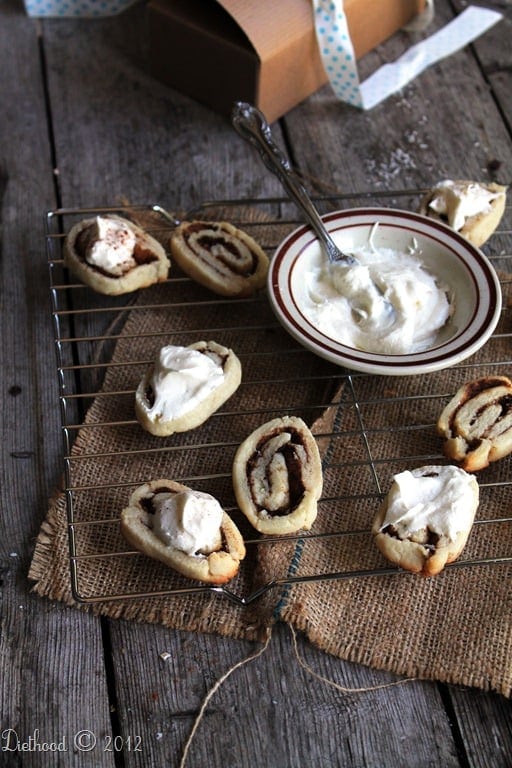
[372,465,479,577]
[64,214,170,295]
[120,480,246,584]
[437,375,512,471]
[170,220,269,297]
[232,416,323,535]
[419,180,507,247]
[135,341,241,436]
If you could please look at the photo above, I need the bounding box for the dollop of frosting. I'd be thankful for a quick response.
[146,345,225,422]
[427,180,504,232]
[85,216,137,274]
[151,490,223,556]
[300,230,452,354]
[379,465,477,542]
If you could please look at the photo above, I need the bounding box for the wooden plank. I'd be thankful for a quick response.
[15,1,510,767]
[108,621,460,768]
[416,6,512,767]
[36,5,459,763]
[282,1,512,195]
[279,4,512,767]
[448,686,512,768]
[0,3,116,765]
[452,0,512,137]
[41,8,286,211]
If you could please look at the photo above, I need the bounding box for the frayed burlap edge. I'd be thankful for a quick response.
[28,491,271,642]
[27,206,512,697]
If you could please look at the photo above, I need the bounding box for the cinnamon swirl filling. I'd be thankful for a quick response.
[170,220,269,297]
[233,416,323,535]
[248,430,307,516]
[437,375,512,471]
[184,223,257,276]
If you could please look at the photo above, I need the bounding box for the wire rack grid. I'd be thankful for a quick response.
[45,189,512,606]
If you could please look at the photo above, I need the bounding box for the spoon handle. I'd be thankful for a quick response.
[231,102,344,263]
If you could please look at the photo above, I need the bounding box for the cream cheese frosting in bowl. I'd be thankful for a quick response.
[267,208,502,376]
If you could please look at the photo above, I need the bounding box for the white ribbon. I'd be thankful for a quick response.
[312,1,503,110]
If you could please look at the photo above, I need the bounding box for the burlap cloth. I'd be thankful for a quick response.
[29,215,512,698]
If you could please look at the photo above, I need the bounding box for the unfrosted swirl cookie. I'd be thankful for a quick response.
[170,220,269,297]
[135,340,242,437]
[372,465,479,576]
[64,214,170,295]
[232,416,323,535]
[120,479,246,584]
[419,180,507,247]
[437,375,512,471]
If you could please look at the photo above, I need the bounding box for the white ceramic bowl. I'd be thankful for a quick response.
[267,208,502,376]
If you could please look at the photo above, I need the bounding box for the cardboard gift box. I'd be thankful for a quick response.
[147,0,425,122]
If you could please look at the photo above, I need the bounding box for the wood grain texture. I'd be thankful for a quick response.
[1,0,511,766]
[109,621,461,768]
[281,2,512,196]
[0,3,118,766]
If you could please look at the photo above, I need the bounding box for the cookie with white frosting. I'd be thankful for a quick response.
[120,479,246,584]
[437,375,512,471]
[372,465,479,577]
[419,180,507,247]
[170,220,269,297]
[232,416,323,535]
[135,340,242,437]
[64,214,170,295]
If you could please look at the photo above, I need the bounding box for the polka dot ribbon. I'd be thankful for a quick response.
[23,0,137,16]
[312,1,502,110]
[312,0,363,107]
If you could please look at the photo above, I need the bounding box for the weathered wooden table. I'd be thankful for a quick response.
[2,0,512,765]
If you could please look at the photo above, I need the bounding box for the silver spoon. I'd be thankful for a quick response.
[231,101,358,266]
[231,102,396,326]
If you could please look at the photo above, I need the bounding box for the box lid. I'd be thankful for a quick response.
[217,0,426,62]
[217,0,315,61]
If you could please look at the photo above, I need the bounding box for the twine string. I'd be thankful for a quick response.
[178,622,417,767]
[288,624,417,695]
[179,628,273,768]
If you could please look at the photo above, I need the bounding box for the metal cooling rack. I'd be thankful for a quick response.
[46,189,512,605]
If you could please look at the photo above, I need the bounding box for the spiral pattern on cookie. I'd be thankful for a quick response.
[184,222,257,274]
[232,416,323,534]
[437,375,512,471]
[170,220,269,297]
[249,431,307,515]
